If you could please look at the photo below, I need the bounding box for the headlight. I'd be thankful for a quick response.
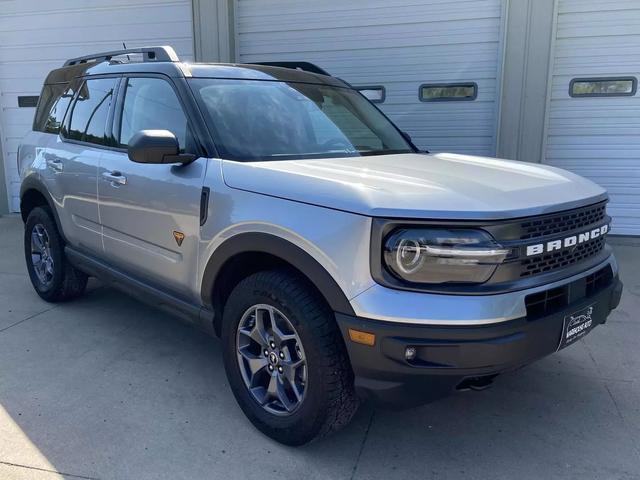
[383,228,510,284]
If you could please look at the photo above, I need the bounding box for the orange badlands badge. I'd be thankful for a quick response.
[173,231,185,246]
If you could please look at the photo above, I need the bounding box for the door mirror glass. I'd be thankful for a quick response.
[127,130,194,164]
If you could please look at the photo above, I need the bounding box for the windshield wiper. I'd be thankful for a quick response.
[358,149,414,156]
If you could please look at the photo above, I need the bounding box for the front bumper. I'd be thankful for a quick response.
[336,271,623,408]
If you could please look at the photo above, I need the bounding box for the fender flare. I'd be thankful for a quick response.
[200,232,356,316]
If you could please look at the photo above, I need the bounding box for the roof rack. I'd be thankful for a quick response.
[248,61,331,76]
[63,46,179,67]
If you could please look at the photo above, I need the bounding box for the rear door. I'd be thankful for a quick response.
[97,75,206,298]
[50,76,118,252]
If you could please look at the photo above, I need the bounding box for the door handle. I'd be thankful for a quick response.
[102,171,127,186]
[46,159,63,172]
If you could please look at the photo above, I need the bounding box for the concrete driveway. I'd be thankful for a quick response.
[0,214,638,480]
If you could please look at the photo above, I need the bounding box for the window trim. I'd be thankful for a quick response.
[569,76,638,98]
[354,85,386,104]
[419,82,478,102]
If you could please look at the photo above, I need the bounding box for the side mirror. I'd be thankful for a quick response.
[127,130,196,164]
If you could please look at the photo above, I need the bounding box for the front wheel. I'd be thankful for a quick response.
[222,269,359,445]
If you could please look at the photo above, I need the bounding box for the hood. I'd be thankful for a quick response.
[221,153,607,220]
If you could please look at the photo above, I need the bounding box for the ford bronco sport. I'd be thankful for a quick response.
[19,46,623,445]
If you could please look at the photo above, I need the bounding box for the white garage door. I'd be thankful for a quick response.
[0,0,194,212]
[236,0,505,156]
[544,0,640,235]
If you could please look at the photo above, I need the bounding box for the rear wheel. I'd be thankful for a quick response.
[24,207,88,302]
[222,269,358,445]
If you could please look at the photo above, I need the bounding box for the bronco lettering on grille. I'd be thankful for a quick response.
[526,224,609,257]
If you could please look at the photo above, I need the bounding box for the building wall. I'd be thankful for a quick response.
[542,0,640,235]
[496,0,556,164]
[0,0,195,213]
[234,0,506,157]
[1,0,639,234]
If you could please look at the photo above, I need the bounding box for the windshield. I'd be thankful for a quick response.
[189,78,414,161]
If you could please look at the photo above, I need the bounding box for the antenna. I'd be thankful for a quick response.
[123,42,130,62]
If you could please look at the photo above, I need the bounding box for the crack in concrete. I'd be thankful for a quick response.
[0,306,58,334]
[582,340,603,376]
[0,460,99,479]
[604,384,640,462]
[350,410,375,480]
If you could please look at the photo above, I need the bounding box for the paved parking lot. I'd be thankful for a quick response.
[0,214,639,480]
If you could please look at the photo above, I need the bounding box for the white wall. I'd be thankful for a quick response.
[543,0,640,234]
[235,0,505,157]
[0,0,195,212]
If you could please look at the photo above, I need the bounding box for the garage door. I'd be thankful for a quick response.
[236,0,505,157]
[544,0,640,235]
[0,0,194,212]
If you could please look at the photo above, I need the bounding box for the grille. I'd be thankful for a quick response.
[525,265,614,320]
[519,203,607,240]
[520,236,606,277]
[586,263,614,297]
[525,284,568,320]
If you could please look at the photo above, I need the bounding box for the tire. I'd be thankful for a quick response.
[222,269,359,445]
[24,206,88,302]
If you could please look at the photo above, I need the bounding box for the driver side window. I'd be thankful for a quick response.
[118,77,191,152]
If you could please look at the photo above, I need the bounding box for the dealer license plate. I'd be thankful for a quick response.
[558,304,596,350]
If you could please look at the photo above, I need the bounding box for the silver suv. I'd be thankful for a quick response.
[19,46,623,445]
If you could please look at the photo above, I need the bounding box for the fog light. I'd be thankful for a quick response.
[405,347,417,361]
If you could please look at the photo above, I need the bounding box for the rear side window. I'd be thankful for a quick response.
[117,77,189,151]
[65,77,117,146]
[33,83,70,133]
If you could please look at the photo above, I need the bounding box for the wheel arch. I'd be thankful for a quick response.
[201,232,356,335]
[19,177,67,243]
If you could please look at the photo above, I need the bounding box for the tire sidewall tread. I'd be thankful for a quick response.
[24,206,87,302]
[222,269,358,445]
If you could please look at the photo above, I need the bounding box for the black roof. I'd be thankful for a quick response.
[45,56,347,88]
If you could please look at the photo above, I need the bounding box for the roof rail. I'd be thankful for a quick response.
[248,61,331,77]
[63,46,179,67]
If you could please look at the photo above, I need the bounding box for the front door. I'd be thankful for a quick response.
[98,75,206,299]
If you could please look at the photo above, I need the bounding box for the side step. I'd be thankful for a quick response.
[65,246,216,336]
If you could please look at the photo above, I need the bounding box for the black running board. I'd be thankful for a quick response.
[65,246,216,336]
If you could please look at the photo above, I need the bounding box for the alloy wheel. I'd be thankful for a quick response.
[30,224,54,287]
[236,304,307,416]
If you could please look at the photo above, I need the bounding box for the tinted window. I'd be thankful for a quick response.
[44,87,75,134]
[420,83,477,101]
[190,78,413,161]
[33,83,69,133]
[305,95,383,150]
[118,77,188,150]
[570,77,637,97]
[66,78,116,145]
